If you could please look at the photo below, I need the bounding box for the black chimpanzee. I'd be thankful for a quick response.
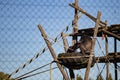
[67,34,92,55]
[78,34,92,55]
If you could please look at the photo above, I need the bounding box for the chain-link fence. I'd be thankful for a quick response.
[0,0,120,80]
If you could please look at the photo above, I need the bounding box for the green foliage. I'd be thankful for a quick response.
[108,73,113,80]
[0,72,15,80]
[96,74,103,80]
[76,74,83,80]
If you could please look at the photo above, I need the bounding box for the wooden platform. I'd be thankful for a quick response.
[57,52,120,69]
[58,53,95,69]
[69,24,120,37]
[96,52,120,63]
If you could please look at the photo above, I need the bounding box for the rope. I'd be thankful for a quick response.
[96,39,120,72]
[8,22,73,79]
[117,64,120,71]
[17,67,58,80]
[8,46,47,79]
[96,64,106,80]
[8,12,84,79]
[15,62,53,80]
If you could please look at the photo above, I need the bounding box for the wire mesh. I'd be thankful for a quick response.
[0,0,120,80]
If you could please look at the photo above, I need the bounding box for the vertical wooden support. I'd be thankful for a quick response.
[61,32,69,52]
[70,0,79,79]
[38,25,69,80]
[114,38,118,80]
[84,11,101,80]
[105,20,109,80]
[72,0,78,45]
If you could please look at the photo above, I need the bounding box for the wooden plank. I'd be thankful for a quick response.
[95,55,120,63]
[38,25,69,80]
[58,53,120,63]
[105,21,109,80]
[102,29,120,41]
[69,4,106,26]
[84,11,101,80]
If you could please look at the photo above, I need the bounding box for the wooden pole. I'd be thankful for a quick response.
[69,0,79,79]
[114,38,118,80]
[72,0,78,45]
[105,20,109,80]
[69,4,105,26]
[84,11,101,80]
[38,25,69,80]
[61,32,69,52]
[102,29,120,41]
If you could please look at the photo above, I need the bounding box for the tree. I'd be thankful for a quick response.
[108,73,113,80]
[96,74,104,80]
[0,72,15,80]
[76,74,83,80]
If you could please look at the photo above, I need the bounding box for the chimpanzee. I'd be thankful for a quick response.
[78,34,92,55]
[67,34,92,55]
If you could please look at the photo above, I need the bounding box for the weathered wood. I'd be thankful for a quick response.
[95,53,120,63]
[58,53,95,69]
[68,24,120,37]
[102,29,120,41]
[61,32,69,52]
[38,25,69,80]
[84,11,101,80]
[69,4,106,26]
[105,21,109,80]
[70,0,79,79]
[58,52,120,63]
[57,52,120,69]
[72,0,79,45]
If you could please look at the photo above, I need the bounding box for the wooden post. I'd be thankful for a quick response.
[105,20,109,80]
[69,0,79,80]
[38,25,69,80]
[84,11,101,80]
[114,38,118,80]
[61,32,69,52]
[72,0,78,45]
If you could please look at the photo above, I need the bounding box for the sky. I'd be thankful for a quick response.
[0,0,120,80]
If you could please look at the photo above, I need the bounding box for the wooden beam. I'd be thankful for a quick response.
[69,4,106,26]
[105,20,109,80]
[72,0,79,45]
[70,0,79,79]
[38,25,69,80]
[61,32,69,52]
[58,52,120,63]
[102,29,120,41]
[84,11,101,80]
[95,55,120,63]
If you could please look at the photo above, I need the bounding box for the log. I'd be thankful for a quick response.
[69,4,106,26]
[84,11,101,80]
[38,25,69,80]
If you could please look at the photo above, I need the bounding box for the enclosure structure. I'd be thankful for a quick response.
[5,0,120,80]
[39,0,120,80]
